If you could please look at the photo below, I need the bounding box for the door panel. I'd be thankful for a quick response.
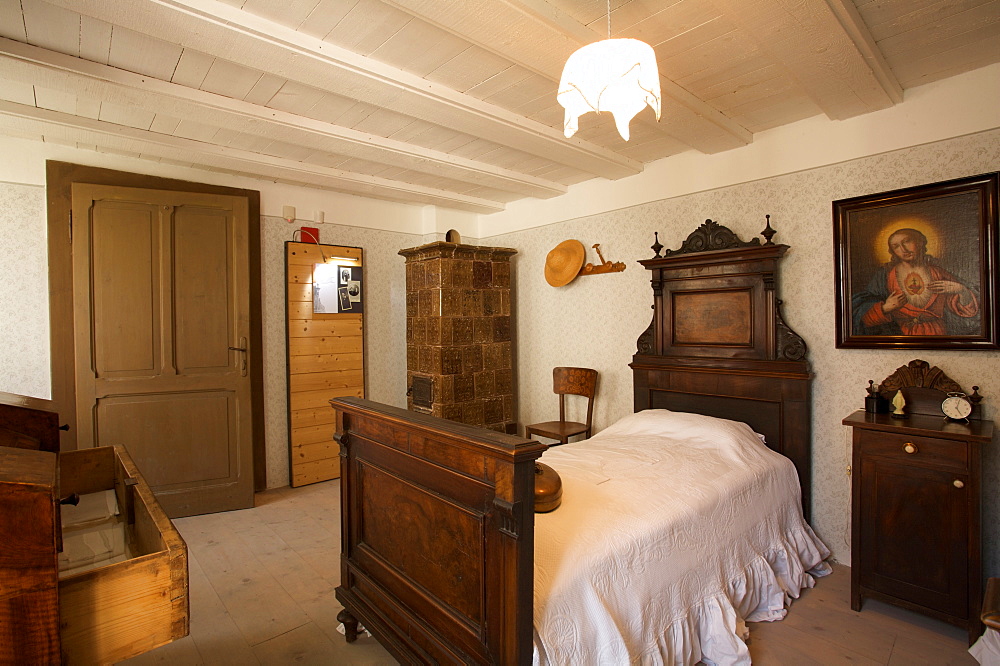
[174,208,233,373]
[91,202,160,377]
[72,184,253,517]
[98,391,234,486]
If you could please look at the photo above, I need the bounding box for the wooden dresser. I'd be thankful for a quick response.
[0,397,189,665]
[845,408,993,643]
[0,446,61,662]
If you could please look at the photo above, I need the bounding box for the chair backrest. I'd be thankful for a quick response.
[553,367,598,426]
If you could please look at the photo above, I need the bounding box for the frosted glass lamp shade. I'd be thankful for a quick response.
[557,38,661,141]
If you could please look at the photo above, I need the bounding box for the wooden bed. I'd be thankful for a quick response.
[332,219,811,664]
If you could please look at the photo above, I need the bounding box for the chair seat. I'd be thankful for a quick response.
[525,420,589,443]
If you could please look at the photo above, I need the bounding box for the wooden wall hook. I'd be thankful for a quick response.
[578,243,626,276]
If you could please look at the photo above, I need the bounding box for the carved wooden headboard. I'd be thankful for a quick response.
[630,219,814,519]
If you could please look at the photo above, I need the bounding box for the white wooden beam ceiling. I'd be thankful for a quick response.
[0,99,507,212]
[389,0,754,153]
[0,37,568,201]
[43,0,643,179]
[0,0,995,213]
[709,0,902,119]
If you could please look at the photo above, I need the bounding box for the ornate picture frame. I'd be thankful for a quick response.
[834,172,999,349]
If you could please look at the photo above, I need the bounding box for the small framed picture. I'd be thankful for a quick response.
[833,172,998,349]
[340,265,363,314]
[338,286,352,311]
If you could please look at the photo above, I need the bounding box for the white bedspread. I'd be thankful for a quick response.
[532,409,830,665]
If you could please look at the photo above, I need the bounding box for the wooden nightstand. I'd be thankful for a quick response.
[844,409,993,644]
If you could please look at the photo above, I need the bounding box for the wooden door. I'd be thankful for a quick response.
[286,242,364,486]
[71,184,253,517]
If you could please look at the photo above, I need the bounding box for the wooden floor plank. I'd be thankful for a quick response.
[182,555,261,665]
[118,480,979,666]
[179,518,311,647]
[252,619,393,666]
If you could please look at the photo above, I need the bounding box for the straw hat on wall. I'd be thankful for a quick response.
[544,239,585,287]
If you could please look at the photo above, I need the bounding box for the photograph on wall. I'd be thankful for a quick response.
[833,172,998,349]
[340,265,363,314]
[313,262,363,314]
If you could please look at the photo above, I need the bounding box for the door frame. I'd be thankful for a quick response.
[46,161,266,491]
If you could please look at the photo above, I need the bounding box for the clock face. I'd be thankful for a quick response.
[942,395,973,420]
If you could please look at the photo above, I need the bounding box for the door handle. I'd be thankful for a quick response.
[229,337,248,377]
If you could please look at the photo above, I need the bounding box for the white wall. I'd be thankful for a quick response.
[485,128,1000,573]
[480,62,1000,236]
[0,136,440,488]
[260,216,422,484]
[0,180,48,398]
[472,62,1000,571]
[1,61,997,571]
[0,134,478,237]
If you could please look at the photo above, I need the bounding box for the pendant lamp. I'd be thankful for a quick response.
[557,4,661,141]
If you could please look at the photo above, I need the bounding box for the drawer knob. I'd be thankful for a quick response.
[954,479,965,489]
[903,443,917,454]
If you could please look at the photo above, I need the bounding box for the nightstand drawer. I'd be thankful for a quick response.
[857,429,968,471]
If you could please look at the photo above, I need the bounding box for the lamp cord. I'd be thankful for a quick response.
[292,228,329,263]
[606,0,611,38]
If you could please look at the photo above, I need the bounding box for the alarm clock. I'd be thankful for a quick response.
[941,391,973,422]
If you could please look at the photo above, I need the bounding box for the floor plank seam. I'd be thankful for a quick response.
[249,620,316,648]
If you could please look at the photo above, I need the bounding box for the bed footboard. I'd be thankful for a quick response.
[331,397,545,665]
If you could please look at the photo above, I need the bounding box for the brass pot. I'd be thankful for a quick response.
[534,462,562,513]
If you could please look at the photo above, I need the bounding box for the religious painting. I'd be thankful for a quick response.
[834,172,999,349]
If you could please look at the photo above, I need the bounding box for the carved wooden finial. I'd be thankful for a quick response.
[651,231,663,258]
[761,214,776,245]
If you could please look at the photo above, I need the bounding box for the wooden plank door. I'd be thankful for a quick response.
[286,242,364,486]
[71,184,253,517]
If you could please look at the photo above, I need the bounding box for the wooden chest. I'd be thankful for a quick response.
[0,445,188,664]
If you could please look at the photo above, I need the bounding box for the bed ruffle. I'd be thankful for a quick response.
[533,521,830,666]
[531,411,832,665]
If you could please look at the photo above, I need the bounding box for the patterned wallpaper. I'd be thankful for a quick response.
[0,182,49,399]
[1,130,998,574]
[485,128,1000,571]
[260,217,422,486]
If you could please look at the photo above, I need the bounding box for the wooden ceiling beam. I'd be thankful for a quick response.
[824,0,904,106]
[709,0,902,120]
[44,0,642,180]
[0,38,567,200]
[0,100,507,213]
[392,0,752,152]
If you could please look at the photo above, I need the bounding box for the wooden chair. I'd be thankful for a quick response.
[525,367,598,445]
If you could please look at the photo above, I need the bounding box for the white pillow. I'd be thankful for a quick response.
[594,409,767,446]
